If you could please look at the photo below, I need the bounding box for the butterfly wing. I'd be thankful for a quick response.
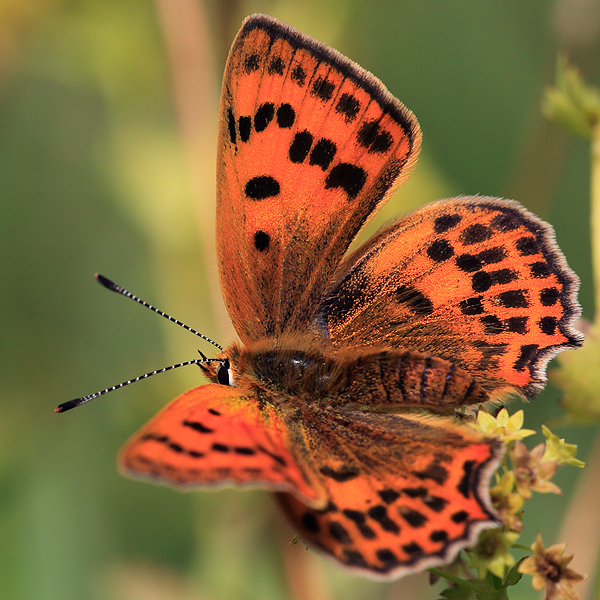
[217,14,421,343]
[276,408,502,580]
[119,384,325,506]
[316,197,582,398]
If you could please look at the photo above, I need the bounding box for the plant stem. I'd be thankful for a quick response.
[512,543,532,552]
[592,120,600,322]
[428,568,485,591]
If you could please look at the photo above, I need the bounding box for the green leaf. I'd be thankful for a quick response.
[503,559,525,587]
[476,590,508,600]
[439,586,477,600]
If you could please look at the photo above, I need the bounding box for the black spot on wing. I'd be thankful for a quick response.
[254,230,270,251]
[497,289,529,308]
[434,213,462,233]
[460,296,484,315]
[343,549,369,568]
[530,261,551,279]
[289,131,313,163]
[367,505,400,533]
[268,56,285,75]
[516,236,538,256]
[457,460,476,498]
[456,253,482,273]
[399,508,427,528]
[238,116,251,142]
[301,512,320,534]
[506,316,528,334]
[357,120,393,153]
[227,107,236,144]
[540,287,560,306]
[451,510,468,523]
[309,139,337,170]
[291,65,306,85]
[490,211,520,231]
[460,224,493,245]
[480,315,504,334]
[244,53,260,73]
[212,443,229,453]
[320,465,359,482]
[325,163,367,199]
[378,488,400,504]
[276,103,295,128]
[183,420,214,434]
[423,496,448,512]
[376,548,399,568]
[335,93,360,121]
[311,76,335,101]
[245,176,280,200]
[471,269,517,292]
[539,316,557,335]
[478,247,507,264]
[342,509,377,539]
[513,344,539,372]
[430,530,448,543]
[414,462,448,485]
[396,285,433,317]
[427,239,454,262]
[254,103,274,132]
[329,521,351,543]
[402,542,423,556]
[234,446,256,456]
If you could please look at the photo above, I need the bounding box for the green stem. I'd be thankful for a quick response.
[592,120,600,322]
[428,568,486,592]
[511,543,532,552]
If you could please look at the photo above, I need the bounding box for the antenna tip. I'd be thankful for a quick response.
[55,400,77,413]
[95,273,114,288]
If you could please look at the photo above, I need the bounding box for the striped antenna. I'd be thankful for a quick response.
[95,274,223,351]
[55,357,225,413]
[56,275,227,413]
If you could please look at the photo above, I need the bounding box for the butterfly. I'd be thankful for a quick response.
[61,14,582,580]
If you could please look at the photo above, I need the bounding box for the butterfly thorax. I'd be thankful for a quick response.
[216,339,349,407]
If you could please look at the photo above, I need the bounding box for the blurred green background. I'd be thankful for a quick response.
[1,0,599,599]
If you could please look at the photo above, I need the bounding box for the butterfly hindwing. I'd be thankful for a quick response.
[317,197,582,398]
[217,14,421,343]
[276,409,502,579]
[119,383,324,506]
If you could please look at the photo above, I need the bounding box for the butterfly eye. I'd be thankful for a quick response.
[217,359,233,387]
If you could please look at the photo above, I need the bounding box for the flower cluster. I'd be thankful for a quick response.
[459,408,586,599]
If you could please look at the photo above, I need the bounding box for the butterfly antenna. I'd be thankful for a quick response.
[95,274,223,351]
[55,358,224,413]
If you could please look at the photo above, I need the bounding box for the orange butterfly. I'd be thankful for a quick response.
[60,15,582,579]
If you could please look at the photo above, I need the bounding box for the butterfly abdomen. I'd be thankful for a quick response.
[339,350,490,409]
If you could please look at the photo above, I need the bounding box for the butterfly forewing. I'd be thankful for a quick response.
[217,14,421,343]
[318,197,582,397]
[119,384,324,506]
